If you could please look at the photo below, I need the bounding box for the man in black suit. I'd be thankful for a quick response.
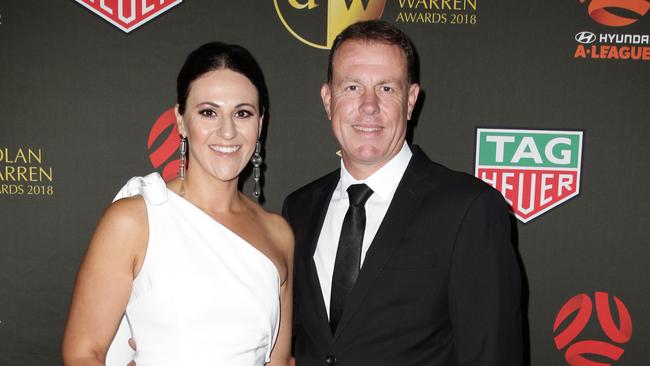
[282,20,523,366]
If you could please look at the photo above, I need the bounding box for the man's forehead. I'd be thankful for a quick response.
[331,41,408,79]
[334,39,405,59]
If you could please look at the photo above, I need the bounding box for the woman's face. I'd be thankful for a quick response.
[176,68,262,184]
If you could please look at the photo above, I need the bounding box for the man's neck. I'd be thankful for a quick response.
[343,160,389,181]
[341,141,411,181]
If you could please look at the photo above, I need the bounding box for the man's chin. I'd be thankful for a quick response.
[342,149,393,175]
[345,148,382,164]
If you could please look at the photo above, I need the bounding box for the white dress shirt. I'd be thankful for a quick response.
[313,142,413,317]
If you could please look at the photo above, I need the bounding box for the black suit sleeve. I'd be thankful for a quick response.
[281,197,300,358]
[448,188,523,365]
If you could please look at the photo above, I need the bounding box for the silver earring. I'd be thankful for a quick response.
[251,140,262,198]
[179,136,187,180]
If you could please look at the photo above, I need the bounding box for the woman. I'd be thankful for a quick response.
[62,42,293,366]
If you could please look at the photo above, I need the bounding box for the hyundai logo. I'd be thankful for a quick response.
[575,31,597,44]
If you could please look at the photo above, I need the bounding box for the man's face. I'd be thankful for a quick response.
[321,40,419,179]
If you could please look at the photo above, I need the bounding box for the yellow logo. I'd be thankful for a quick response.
[275,0,386,49]
[0,146,55,197]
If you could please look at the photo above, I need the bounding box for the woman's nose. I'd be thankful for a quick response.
[218,117,237,139]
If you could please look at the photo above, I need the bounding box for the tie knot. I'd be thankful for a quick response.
[346,184,373,207]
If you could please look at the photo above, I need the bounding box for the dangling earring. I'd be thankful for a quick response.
[251,140,263,198]
[179,135,187,196]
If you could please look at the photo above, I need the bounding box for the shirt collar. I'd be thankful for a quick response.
[339,141,412,202]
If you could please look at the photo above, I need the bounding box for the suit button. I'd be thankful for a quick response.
[325,355,337,365]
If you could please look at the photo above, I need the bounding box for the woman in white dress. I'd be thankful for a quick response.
[62,42,293,366]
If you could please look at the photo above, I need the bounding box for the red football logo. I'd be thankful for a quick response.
[554,292,632,366]
[579,0,650,26]
[147,108,180,181]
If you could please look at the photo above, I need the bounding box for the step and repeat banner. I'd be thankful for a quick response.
[1,0,648,365]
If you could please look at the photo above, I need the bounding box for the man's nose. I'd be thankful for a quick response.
[359,89,380,115]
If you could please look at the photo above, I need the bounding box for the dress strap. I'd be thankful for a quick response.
[113,172,168,205]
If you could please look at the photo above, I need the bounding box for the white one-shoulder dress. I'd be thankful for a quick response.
[105,173,280,366]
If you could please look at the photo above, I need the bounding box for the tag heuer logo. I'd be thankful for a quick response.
[475,128,583,223]
[75,0,182,33]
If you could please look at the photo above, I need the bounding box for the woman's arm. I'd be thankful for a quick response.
[268,216,295,366]
[62,197,148,366]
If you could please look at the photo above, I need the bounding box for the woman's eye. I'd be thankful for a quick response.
[199,109,216,118]
[235,110,253,118]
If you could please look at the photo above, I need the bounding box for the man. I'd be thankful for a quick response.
[282,20,523,365]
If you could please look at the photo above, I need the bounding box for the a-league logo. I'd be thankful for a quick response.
[274,0,386,49]
[554,292,632,366]
[578,0,650,27]
[474,129,583,223]
[147,108,180,181]
[75,0,182,33]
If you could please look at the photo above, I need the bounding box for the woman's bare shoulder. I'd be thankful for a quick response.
[92,195,148,252]
[103,195,147,229]
[240,196,291,247]
[259,209,294,255]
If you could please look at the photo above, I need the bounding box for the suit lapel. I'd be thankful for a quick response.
[331,147,437,341]
[297,173,338,343]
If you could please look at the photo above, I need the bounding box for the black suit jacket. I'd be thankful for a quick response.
[282,146,522,366]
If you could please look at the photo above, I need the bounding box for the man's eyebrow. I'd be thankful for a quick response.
[338,77,362,84]
[377,79,400,85]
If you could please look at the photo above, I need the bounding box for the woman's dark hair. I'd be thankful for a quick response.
[327,20,419,85]
[176,42,269,115]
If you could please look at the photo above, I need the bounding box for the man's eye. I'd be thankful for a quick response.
[381,86,393,92]
[345,85,358,91]
[199,109,216,118]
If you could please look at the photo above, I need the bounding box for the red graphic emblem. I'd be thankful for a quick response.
[147,108,180,181]
[579,0,650,26]
[554,292,633,366]
[75,0,182,33]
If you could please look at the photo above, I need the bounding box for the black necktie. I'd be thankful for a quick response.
[330,183,374,333]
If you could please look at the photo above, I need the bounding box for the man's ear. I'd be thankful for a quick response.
[174,105,187,137]
[406,83,420,121]
[320,83,332,120]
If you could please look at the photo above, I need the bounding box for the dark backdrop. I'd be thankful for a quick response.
[1,1,648,365]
